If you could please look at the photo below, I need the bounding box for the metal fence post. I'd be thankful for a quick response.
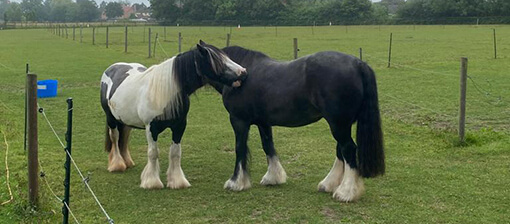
[62,98,73,224]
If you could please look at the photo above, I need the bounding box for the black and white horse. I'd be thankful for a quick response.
[100,41,246,189]
[214,46,385,202]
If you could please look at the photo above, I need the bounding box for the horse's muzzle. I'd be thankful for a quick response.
[232,73,247,88]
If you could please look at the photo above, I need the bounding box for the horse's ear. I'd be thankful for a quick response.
[199,40,206,46]
[197,44,208,56]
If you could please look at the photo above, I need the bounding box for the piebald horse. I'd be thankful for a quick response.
[100,41,247,189]
[214,46,385,202]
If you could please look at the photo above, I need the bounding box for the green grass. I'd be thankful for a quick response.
[0,25,509,223]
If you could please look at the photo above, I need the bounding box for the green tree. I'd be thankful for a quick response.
[5,2,23,21]
[150,0,181,23]
[76,0,99,22]
[105,2,123,19]
[21,0,44,21]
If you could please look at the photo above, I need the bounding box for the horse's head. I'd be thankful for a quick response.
[194,40,247,88]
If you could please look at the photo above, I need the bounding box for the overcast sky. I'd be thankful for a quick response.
[9,0,382,6]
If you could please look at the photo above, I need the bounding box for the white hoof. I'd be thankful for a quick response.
[224,164,251,191]
[140,162,163,189]
[108,157,127,172]
[224,178,251,191]
[140,177,164,189]
[167,168,191,189]
[332,178,365,202]
[318,158,344,193]
[260,158,287,185]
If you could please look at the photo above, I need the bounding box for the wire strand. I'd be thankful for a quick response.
[38,103,113,223]
[156,38,170,58]
[0,130,13,206]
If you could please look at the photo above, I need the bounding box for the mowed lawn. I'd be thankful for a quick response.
[0,25,509,223]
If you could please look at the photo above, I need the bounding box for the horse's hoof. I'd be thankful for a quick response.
[167,178,191,189]
[260,172,287,186]
[332,181,365,202]
[124,159,135,168]
[140,179,164,189]
[108,161,127,172]
[224,179,251,191]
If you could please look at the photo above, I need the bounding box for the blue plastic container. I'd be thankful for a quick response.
[37,80,58,98]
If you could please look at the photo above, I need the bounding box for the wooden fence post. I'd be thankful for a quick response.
[387,33,393,68]
[148,28,152,58]
[359,48,363,61]
[459,57,468,143]
[125,26,128,53]
[226,33,231,47]
[153,33,158,58]
[493,29,497,59]
[178,32,182,53]
[80,25,82,43]
[92,27,95,45]
[26,73,38,207]
[72,26,75,41]
[106,26,109,48]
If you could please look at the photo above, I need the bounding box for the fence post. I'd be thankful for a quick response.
[26,73,38,207]
[106,26,109,48]
[24,64,29,152]
[92,27,95,45]
[164,26,167,41]
[125,26,128,53]
[387,33,393,68]
[178,32,182,53]
[80,25,82,43]
[62,98,73,224]
[493,29,497,59]
[226,33,231,47]
[148,28,152,58]
[293,38,298,59]
[72,26,75,41]
[459,58,468,143]
[359,48,363,61]
[65,26,68,39]
[153,33,158,58]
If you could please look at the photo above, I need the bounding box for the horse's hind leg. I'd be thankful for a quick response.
[107,125,127,172]
[224,116,251,191]
[140,125,164,189]
[119,126,135,168]
[257,124,287,186]
[166,120,191,189]
[322,120,364,202]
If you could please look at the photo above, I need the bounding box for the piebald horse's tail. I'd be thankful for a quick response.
[356,62,385,178]
[105,124,112,152]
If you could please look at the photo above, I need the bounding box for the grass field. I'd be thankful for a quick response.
[0,25,509,223]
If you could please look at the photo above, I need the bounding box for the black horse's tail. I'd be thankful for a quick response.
[356,61,385,178]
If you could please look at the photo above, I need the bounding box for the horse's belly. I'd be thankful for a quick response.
[109,86,145,128]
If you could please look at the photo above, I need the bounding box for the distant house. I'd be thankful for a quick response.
[122,5,135,19]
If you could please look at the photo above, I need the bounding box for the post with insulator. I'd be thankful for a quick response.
[62,98,73,224]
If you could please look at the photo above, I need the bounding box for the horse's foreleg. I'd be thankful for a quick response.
[257,124,286,186]
[166,121,191,189]
[119,126,135,168]
[108,127,127,172]
[224,116,251,191]
[140,125,164,189]
[166,143,191,189]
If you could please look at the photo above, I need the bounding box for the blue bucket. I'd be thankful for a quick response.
[37,80,58,98]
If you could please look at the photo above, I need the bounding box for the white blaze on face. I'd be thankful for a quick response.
[222,55,246,76]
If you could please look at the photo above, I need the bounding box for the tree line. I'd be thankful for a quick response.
[0,0,149,23]
[2,0,510,25]
[151,0,510,25]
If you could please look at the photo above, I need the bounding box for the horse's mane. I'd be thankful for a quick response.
[223,46,270,64]
[143,57,182,119]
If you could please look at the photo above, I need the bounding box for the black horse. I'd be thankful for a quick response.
[213,46,385,202]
